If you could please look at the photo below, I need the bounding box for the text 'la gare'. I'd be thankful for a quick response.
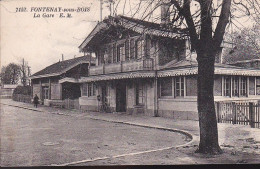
[33,13,72,18]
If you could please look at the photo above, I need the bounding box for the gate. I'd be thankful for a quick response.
[215,101,260,128]
[64,98,79,110]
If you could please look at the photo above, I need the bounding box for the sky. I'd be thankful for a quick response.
[0,0,255,74]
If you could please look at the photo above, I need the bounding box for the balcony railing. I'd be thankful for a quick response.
[89,58,154,76]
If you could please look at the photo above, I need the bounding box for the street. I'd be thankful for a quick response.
[0,104,188,166]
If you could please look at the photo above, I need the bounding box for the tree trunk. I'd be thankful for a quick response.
[196,49,222,154]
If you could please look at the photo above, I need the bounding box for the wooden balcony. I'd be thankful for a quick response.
[89,58,154,76]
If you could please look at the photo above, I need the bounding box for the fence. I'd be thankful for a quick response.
[215,101,260,128]
[12,94,32,103]
[64,98,79,110]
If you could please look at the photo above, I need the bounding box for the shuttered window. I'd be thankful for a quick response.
[112,44,116,63]
[130,39,135,59]
[125,40,130,61]
[136,39,144,59]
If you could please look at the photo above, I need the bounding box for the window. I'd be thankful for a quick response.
[98,50,105,65]
[117,45,125,62]
[136,39,144,59]
[175,76,184,97]
[240,77,247,96]
[112,44,116,63]
[82,83,88,96]
[130,39,135,59]
[136,83,145,105]
[160,78,172,96]
[88,83,93,96]
[146,38,151,58]
[125,40,130,61]
[232,76,239,97]
[107,47,112,63]
[257,77,260,95]
[224,76,231,96]
[83,83,96,97]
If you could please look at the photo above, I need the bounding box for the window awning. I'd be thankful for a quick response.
[158,67,260,77]
[59,77,79,84]
[79,71,155,82]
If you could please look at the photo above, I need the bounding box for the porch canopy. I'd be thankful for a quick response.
[158,60,260,77]
[79,71,155,82]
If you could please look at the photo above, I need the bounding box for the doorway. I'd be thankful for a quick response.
[116,81,126,112]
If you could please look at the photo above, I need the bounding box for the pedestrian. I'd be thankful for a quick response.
[33,94,39,108]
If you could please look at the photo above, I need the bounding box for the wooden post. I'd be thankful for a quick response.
[249,102,255,128]
[48,78,51,100]
[39,80,42,103]
[216,102,220,123]
[232,102,237,124]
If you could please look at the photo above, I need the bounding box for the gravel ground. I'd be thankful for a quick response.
[0,105,189,166]
[1,99,260,165]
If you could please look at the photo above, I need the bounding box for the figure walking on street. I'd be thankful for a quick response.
[33,94,39,108]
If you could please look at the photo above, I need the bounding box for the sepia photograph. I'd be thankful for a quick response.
[0,0,260,167]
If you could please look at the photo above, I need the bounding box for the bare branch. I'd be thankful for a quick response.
[213,0,232,49]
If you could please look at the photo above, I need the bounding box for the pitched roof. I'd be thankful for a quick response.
[31,56,94,79]
[160,59,248,70]
[79,15,188,52]
[157,59,260,77]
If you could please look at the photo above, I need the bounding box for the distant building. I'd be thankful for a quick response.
[0,84,20,99]
[30,56,95,106]
[229,59,260,69]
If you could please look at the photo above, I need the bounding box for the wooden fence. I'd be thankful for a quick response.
[215,101,260,128]
[64,99,79,110]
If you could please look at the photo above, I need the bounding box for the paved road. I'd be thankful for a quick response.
[0,104,188,166]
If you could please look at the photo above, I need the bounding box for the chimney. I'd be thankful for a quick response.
[161,1,171,24]
[62,54,64,61]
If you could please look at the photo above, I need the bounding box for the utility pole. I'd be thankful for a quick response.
[100,0,103,21]
[27,66,31,86]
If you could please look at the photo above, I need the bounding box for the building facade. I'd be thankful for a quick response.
[30,56,95,106]
[77,15,260,120]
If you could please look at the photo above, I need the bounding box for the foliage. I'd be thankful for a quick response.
[222,23,260,63]
[0,63,21,84]
[13,85,32,95]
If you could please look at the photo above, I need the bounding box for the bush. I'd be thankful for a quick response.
[13,86,32,96]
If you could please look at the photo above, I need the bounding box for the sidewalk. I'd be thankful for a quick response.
[1,99,260,164]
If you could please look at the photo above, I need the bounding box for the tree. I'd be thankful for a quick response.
[20,58,31,86]
[222,22,260,63]
[0,63,21,84]
[101,0,258,154]
[142,0,258,154]
[175,0,231,154]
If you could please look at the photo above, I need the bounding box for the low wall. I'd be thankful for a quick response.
[158,97,198,120]
[79,96,99,111]
[12,94,32,103]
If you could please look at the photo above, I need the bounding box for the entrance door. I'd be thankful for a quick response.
[116,82,126,112]
[101,85,107,105]
[42,87,49,100]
